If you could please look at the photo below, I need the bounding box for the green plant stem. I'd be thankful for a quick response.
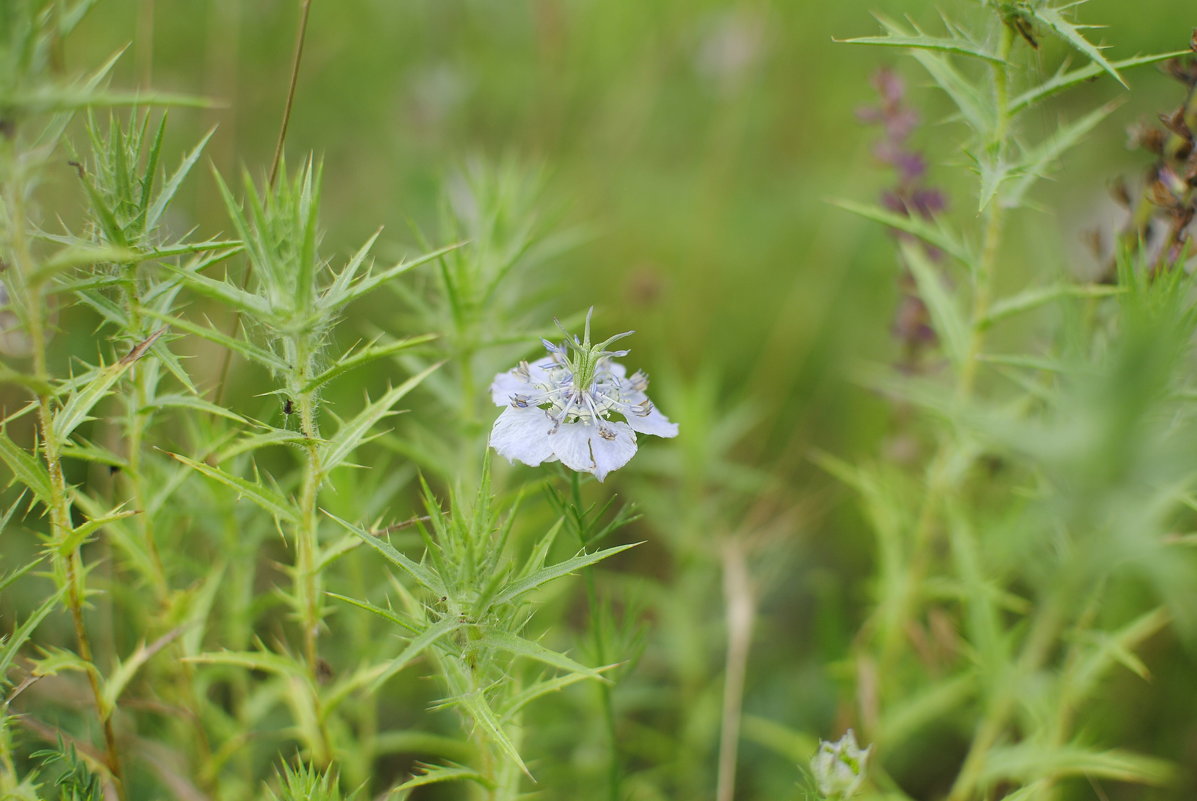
[959,23,1014,398]
[872,21,1017,691]
[290,335,333,763]
[122,278,169,597]
[4,151,128,800]
[568,472,621,801]
[946,589,1067,801]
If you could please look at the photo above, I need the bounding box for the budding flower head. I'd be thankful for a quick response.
[488,308,678,481]
[810,729,871,800]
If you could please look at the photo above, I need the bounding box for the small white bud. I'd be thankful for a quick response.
[810,729,870,800]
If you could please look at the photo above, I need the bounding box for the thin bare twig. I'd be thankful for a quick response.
[716,538,755,801]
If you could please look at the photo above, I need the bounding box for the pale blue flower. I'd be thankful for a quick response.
[488,311,678,481]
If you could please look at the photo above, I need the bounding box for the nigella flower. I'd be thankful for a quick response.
[488,310,678,481]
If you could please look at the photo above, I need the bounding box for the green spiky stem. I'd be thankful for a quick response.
[289,332,333,764]
[4,141,128,800]
[122,277,169,597]
[872,17,1016,716]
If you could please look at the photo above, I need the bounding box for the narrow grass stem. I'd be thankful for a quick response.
[715,538,753,801]
[269,0,313,189]
[213,0,312,407]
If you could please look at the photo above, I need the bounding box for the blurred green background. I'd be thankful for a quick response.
[42,1,1197,797]
[62,0,1193,466]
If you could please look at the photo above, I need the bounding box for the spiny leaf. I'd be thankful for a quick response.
[975,153,1012,214]
[1010,50,1189,115]
[215,427,309,462]
[0,586,67,683]
[442,657,530,777]
[394,762,491,793]
[325,229,381,300]
[31,244,140,283]
[832,198,971,264]
[492,541,640,606]
[869,14,992,134]
[981,283,1123,329]
[159,259,272,318]
[836,14,1002,62]
[150,393,248,424]
[71,490,158,586]
[168,452,299,525]
[141,309,288,373]
[1029,4,1126,88]
[1069,607,1170,700]
[476,630,610,682]
[0,428,53,505]
[146,127,216,230]
[302,334,438,394]
[100,627,186,719]
[503,669,613,717]
[53,328,165,440]
[1002,102,1120,209]
[368,616,464,692]
[0,550,41,595]
[325,592,419,634]
[58,508,138,555]
[184,649,309,681]
[324,511,445,596]
[321,361,442,474]
[325,242,466,311]
[899,239,969,367]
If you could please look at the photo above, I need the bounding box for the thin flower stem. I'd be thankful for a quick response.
[569,471,622,801]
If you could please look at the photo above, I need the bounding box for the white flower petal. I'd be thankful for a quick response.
[625,406,678,437]
[549,423,597,475]
[548,421,638,482]
[489,406,555,466]
[587,422,638,481]
[490,360,555,406]
[490,370,530,406]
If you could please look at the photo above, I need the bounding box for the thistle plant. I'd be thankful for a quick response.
[332,458,636,799]
[831,3,1197,799]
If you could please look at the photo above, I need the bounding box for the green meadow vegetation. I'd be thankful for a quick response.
[2,1,1196,799]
